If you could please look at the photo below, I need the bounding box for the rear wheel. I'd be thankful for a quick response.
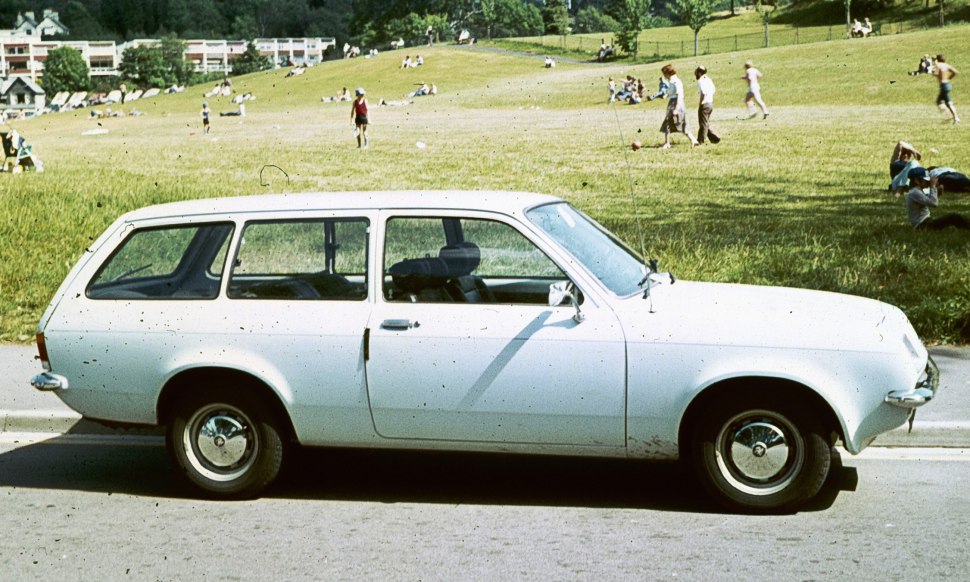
[167,387,284,499]
[691,391,831,512]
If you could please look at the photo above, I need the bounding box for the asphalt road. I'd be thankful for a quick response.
[0,434,968,580]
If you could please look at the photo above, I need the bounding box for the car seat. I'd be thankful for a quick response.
[438,242,495,303]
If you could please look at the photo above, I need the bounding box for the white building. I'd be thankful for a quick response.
[0,75,45,118]
[14,10,70,37]
[1,34,335,82]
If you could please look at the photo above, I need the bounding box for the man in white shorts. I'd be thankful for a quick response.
[742,61,769,119]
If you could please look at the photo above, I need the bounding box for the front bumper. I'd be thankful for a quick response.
[885,356,938,409]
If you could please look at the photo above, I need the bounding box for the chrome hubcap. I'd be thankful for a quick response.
[729,421,790,480]
[197,414,250,468]
[715,410,804,496]
[183,403,258,482]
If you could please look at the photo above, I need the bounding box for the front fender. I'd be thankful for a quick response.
[626,344,913,458]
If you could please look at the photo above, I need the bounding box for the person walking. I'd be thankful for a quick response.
[201,102,211,134]
[351,88,369,148]
[742,61,769,119]
[695,66,720,145]
[659,64,698,149]
[933,54,960,124]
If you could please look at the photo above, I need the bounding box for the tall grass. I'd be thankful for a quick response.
[1,25,969,342]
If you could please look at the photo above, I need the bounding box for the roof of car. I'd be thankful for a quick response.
[120,191,566,222]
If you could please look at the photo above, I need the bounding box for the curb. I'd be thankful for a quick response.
[0,410,163,437]
[0,410,80,434]
[3,410,970,448]
[877,421,970,448]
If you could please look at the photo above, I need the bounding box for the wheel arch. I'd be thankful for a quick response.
[157,367,297,443]
[678,376,842,458]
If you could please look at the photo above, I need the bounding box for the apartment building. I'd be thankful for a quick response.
[1,32,335,82]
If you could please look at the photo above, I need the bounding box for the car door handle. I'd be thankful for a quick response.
[382,319,420,330]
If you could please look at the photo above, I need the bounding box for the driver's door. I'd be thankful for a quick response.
[364,213,626,447]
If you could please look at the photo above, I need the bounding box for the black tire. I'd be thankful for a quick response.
[166,386,284,499]
[690,391,831,513]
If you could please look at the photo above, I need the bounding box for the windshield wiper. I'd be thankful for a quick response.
[112,264,153,282]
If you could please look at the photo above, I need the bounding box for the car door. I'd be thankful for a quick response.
[365,212,626,447]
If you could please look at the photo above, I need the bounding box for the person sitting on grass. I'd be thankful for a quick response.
[889,140,970,195]
[646,76,670,101]
[905,167,970,231]
[909,55,934,76]
[890,140,922,194]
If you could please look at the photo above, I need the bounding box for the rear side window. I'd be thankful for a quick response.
[228,218,369,300]
[87,223,234,299]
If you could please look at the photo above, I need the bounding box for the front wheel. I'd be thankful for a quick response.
[690,392,831,512]
[167,388,284,499]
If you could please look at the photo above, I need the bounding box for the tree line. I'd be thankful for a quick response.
[4,1,905,49]
[1,1,760,47]
[25,0,737,95]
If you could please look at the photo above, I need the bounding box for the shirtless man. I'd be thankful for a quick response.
[933,54,960,124]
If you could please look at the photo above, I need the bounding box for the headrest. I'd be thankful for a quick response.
[439,242,481,277]
[388,257,449,292]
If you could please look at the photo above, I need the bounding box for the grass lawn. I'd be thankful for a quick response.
[1,24,969,343]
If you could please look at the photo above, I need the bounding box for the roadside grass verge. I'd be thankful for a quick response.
[1,25,969,343]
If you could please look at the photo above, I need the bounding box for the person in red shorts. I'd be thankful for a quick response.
[351,88,369,148]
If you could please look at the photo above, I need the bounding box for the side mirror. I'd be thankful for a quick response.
[548,281,585,323]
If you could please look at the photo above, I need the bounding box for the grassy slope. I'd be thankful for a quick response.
[493,2,970,61]
[1,24,969,342]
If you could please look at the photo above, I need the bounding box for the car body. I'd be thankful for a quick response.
[31,191,937,511]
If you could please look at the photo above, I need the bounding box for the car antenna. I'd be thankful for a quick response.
[610,99,672,312]
[610,100,648,268]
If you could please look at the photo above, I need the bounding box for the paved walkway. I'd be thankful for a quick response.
[2,343,968,446]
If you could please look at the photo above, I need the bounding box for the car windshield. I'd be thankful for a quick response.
[526,202,647,296]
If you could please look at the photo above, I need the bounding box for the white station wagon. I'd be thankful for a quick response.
[31,191,937,511]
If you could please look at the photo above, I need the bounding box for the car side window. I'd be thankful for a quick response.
[87,223,234,300]
[383,217,566,304]
[228,218,368,300]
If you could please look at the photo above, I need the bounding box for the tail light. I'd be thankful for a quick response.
[36,332,51,371]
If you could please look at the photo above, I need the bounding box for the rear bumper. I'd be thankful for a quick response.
[885,356,938,409]
[30,371,69,392]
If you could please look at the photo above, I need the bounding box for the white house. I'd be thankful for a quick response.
[14,10,69,37]
[0,76,45,118]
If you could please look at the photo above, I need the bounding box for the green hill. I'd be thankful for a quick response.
[1,23,969,343]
